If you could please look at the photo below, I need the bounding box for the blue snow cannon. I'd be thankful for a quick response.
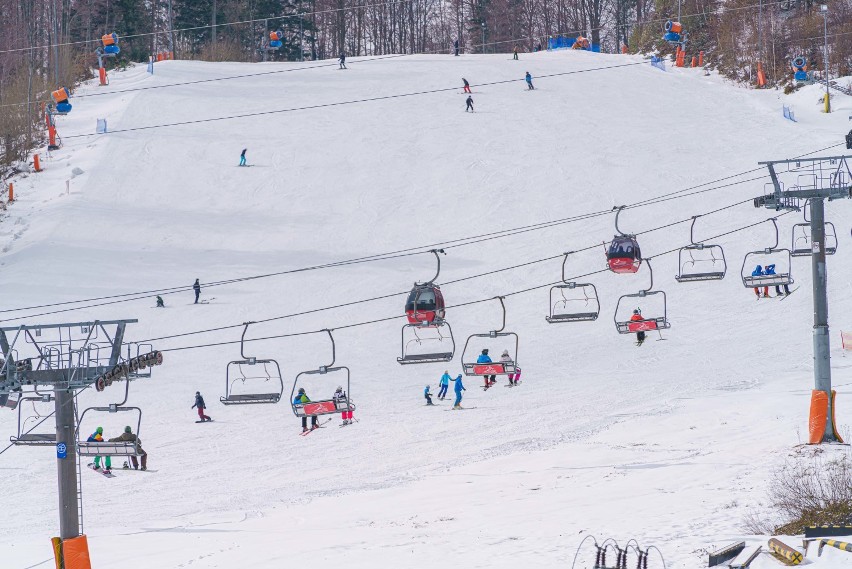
[791,56,808,82]
[101,33,120,55]
[663,20,683,44]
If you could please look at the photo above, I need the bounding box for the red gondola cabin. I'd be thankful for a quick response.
[405,284,446,325]
[607,236,642,273]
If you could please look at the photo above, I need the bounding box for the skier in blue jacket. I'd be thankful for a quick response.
[751,265,769,298]
[477,348,496,387]
[452,374,465,409]
[525,72,534,90]
[438,371,451,400]
[424,385,434,405]
[764,264,790,295]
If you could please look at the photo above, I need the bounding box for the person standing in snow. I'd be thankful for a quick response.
[438,371,451,400]
[156,295,165,308]
[525,72,534,90]
[477,348,495,387]
[294,388,319,432]
[239,148,247,167]
[424,385,434,405]
[334,386,354,425]
[192,391,212,422]
[193,278,201,304]
[513,46,519,60]
[465,95,474,113]
[451,374,465,409]
[339,52,347,69]
[454,39,460,56]
[462,78,471,93]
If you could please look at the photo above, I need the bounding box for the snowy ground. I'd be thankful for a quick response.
[2,50,852,568]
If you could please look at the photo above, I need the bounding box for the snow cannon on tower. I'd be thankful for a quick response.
[268,30,283,50]
[791,56,809,83]
[101,33,120,55]
[663,21,684,44]
[51,88,72,114]
[571,36,591,50]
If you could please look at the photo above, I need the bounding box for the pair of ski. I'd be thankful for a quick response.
[756,287,799,301]
[299,417,333,436]
[88,463,156,476]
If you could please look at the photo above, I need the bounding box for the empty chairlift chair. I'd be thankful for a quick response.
[220,322,284,405]
[614,259,671,336]
[546,252,600,322]
[791,202,837,257]
[9,393,56,446]
[291,330,353,420]
[675,216,727,282]
[741,218,794,290]
[461,297,520,377]
[398,249,456,364]
[606,206,642,274]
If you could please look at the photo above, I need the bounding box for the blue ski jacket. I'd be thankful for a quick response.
[751,265,763,277]
[765,264,777,275]
[476,354,492,364]
[453,375,465,393]
[440,373,451,386]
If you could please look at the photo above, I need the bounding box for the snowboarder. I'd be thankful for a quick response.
[451,374,465,409]
[465,95,474,113]
[500,350,514,386]
[193,278,201,304]
[424,385,434,405]
[239,148,247,167]
[454,39,460,56]
[334,386,354,425]
[339,52,347,69]
[156,295,165,308]
[477,348,495,387]
[751,265,770,298]
[87,426,111,472]
[192,391,212,422]
[438,371,452,400]
[110,426,147,470]
[462,78,471,93]
[765,264,790,296]
[293,387,319,432]
[525,72,534,90]
[513,46,519,60]
[630,309,646,346]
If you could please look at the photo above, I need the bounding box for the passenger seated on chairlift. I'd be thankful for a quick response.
[500,350,516,386]
[111,425,148,470]
[334,386,354,425]
[88,426,111,472]
[477,349,496,388]
[631,309,646,346]
[294,388,319,432]
[765,264,790,296]
[751,265,770,298]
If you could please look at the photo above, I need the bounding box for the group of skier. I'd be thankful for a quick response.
[292,385,354,432]
[461,73,534,113]
[750,264,792,298]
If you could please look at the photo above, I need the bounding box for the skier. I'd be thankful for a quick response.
[293,387,319,432]
[508,366,522,387]
[513,46,519,60]
[477,348,495,387]
[192,391,212,422]
[193,278,201,304]
[438,371,452,400]
[239,148,247,167]
[87,426,111,472]
[334,386,354,425]
[500,350,514,386]
[462,78,471,93]
[765,264,790,296]
[465,95,474,113]
[525,72,534,90]
[751,265,770,298]
[339,52,347,69]
[111,426,147,470]
[630,309,646,346]
[156,295,165,308]
[454,39,460,56]
[424,385,434,405]
[451,373,466,409]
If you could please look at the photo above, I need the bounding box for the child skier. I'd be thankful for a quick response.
[87,426,111,472]
[477,348,495,387]
[452,374,465,409]
[525,72,534,90]
[630,309,646,346]
[192,391,212,422]
[462,78,471,93]
[500,350,514,386]
[294,387,319,432]
[424,385,434,405]
[334,386,354,425]
[508,366,522,387]
[239,148,247,167]
[438,371,452,400]
[465,95,474,113]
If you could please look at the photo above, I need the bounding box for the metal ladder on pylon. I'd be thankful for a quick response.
[75,452,84,533]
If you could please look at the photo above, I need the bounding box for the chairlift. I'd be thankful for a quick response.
[291,329,353,419]
[614,259,671,335]
[461,297,520,377]
[791,201,837,257]
[675,215,727,282]
[221,322,284,405]
[399,249,455,364]
[606,206,642,274]
[741,218,794,289]
[76,406,144,458]
[546,252,600,323]
[9,393,56,446]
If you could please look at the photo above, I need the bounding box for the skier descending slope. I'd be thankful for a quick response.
[424,385,434,405]
[525,72,534,90]
[192,391,212,422]
[339,52,347,69]
[465,96,474,113]
[193,278,201,304]
[452,373,465,409]
[239,148,247,167]
[462,78,471,93]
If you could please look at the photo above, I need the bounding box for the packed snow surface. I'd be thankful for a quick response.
[2,51,852,568]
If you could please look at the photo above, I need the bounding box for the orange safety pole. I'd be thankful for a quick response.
[698,51,704,66]
[8,183,13,202]
[691,56,697,67]
[34,154,41,172]
[48,126,57,148]
[756,62,767,87]
[98,67,107,86]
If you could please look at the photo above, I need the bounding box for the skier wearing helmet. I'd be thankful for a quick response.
[333,386,354,426]
[630,309,646,346]
[294,387,319,432]
[192,391,212,422]
[477,348,496,388]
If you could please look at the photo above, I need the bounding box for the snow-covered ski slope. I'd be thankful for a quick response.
[2,50,852,569]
